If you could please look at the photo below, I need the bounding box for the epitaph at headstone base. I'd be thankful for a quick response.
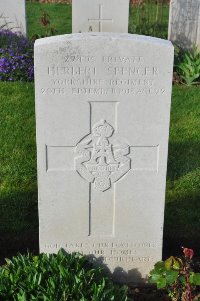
[35,33,174,283]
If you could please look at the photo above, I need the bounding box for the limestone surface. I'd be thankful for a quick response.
[72,0,129,33]
[35,33,174,283]
[168,0,200,49]
[0,0,26,35]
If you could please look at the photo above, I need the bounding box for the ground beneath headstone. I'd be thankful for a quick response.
[128,286,170,301]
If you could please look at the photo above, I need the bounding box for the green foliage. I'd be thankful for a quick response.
[175,47,200,86]
[26,3,72,38]
[149,261,179,290]
[128,1,169,39]
[31,11,57,41]
[0,250,129,301]
[26,2,168,39]
[149,248,200,301]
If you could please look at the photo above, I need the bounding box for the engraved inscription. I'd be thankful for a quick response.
[75,120,130,191]
[185,2,200,22]
[43,241,159,265]
[41,54,166,96]
[169,0,200,49]
[171,0,200,23]
[45,241,158,249]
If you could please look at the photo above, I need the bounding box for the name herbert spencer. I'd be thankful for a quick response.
[48,66,159,77]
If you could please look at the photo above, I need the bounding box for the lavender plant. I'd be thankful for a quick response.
[0,30,34,82]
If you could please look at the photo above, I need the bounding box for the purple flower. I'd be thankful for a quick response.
[0,30,34,81]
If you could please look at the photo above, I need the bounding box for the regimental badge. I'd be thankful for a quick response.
[75,120,131,192]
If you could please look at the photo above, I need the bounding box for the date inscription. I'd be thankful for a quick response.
[41,55,166,96]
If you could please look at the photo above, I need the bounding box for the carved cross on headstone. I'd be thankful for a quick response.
[88,4,113,32]
[46,101,159,237]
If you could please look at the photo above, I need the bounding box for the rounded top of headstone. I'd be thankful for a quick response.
[34,33,173,49]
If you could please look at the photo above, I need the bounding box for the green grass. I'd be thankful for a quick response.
[163,86,200,257]
[129,3,169,38]
[0,83,199,260]
[26,2,169,39]
[26,2,72,38]
[0,82,38,259]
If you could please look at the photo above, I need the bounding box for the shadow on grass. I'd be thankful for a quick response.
[167,140,200,181]
[163,137,200,258]
[0,190,39,262]
[163,192,200,259]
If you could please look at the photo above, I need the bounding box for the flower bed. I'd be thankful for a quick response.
[0,30,34,81]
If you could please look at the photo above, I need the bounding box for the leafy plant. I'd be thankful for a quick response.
[31,11,57,41]
[0,250,129,301]
[149,247,200,301]
[0,30,34,81]
[175,47,200,86]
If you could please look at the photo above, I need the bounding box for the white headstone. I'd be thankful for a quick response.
[168,0,200,49]
[72,0,129,33]
[35,33,174,283]
[0,0,26,35]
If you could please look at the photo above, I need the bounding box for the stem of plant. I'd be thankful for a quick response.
[183,263,193,301]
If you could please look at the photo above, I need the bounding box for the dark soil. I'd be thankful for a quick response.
[128,285,170,301]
